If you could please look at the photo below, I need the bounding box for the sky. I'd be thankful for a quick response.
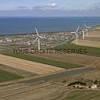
[0,0,100,17]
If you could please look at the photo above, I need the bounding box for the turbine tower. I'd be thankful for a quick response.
[32,27,45,51]
[82,30,85,40]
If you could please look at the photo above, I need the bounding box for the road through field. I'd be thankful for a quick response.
[0,54,65,75]
[0,67,95,100]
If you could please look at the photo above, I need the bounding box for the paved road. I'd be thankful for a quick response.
[0,67,94,87]
[20,67,94,85]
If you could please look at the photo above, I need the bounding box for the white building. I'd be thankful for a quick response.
[90,84,97,89]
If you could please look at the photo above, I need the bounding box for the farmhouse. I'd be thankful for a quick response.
[68,80,99,89]
[68,81,87,89]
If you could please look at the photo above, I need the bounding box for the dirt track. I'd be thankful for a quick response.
[0,54,65,75]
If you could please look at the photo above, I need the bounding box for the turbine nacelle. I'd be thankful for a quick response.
[35,27,46,39]
[71,26,80,39]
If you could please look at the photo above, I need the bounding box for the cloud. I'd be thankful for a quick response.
[32,2,57,10]
[48,3,57,7]
[17,6,29,9]
[0,2,100,17]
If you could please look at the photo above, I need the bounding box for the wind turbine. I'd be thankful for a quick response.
[32,27,45,51]
[84,24,91,36]
[71,26,80,40]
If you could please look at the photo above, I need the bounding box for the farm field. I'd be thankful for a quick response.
[73,40,100,48]
[0,64,36,78]
[55,43,100,57]
[0,50,82,69]
[0,64,23,82]
[32,53,100,68]
[0,67,95,100]
[0,54,66,75]
[87,30,100,37]
[64,90,100,100]
[72,30,100,48]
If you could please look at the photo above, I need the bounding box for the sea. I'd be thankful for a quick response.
[0,17,100,35]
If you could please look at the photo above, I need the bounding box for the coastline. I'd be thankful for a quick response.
[0,17,100,35]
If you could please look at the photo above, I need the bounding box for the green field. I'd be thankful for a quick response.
[55,43,100,57]
[1,51,82,69]
[0,43,100,69]
[65,90,100,100]
[0,69,23,82]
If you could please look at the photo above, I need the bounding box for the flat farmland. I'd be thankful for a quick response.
[73,40,100,48]
[0,54,65,75]
[0,65,23,82]
[64,90,100,100]
[84,37,100,41]
[33,53,100,68]
[72,30,100,48]
[87,30,100,38]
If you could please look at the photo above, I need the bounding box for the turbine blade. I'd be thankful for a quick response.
[84,24,87,28]
[76,26,80,33]
[38,35,46,39]
[35,27,39,36]
[71,32,76,34]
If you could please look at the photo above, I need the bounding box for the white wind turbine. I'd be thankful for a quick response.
[32,27,45,51]
[84,24,91,36]
[71,26,80,40]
